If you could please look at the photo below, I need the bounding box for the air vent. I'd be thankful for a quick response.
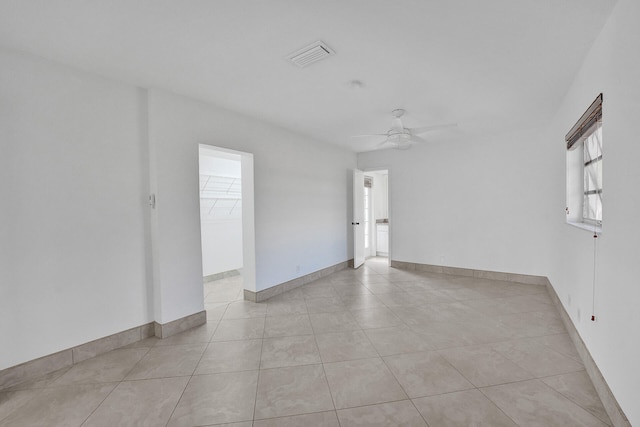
[287,40,335,68]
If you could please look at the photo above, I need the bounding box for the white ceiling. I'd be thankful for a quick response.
[0,0,616,152]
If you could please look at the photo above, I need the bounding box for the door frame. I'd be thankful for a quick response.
[362,168,391,266]
[198,144,257,293]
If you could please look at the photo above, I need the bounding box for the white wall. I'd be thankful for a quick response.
[546,0,640,423]
[0,48,356,370]
[367,171,388,221]
[200,221,243,276]
[147,89,356,322]
[0,48,152,370]
[358,128,555,276]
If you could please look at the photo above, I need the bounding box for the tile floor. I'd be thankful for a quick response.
[0,258,612,426]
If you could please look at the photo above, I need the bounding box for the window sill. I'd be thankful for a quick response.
[567,220,602,234]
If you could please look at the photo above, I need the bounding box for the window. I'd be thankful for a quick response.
[582,124,602,223]
[566,94,603,230]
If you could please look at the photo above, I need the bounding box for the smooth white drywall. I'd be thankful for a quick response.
[0,48,151,370]
[358,127,556,277]
[200,220,243,276]
[147,89,356,319]
[370,171,388,221]
[546,0,640,422]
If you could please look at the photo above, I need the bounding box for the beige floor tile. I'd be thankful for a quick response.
[409,290,457,305]
[155,321,218,346]
[254,364,334,419]
[167,371,258,426]
[0,383,116,426]
[413,389,517,427]
[450,318,512,345]
[438,345,534,387]
[481,379,609,426]
[266,299,308,316]
[497,311,566,338]
[426,301,485,323]
[390,305,450,326]
[496,294,556,313]
[460,298,521,316]
[2,260,613,427]
[3,367,71,391]
[364,325,431,356]
[253,411,340,427]
[350,307,403,329]
[223,301,267,319]
[533,333,582,361]
[82,377,189,426]
[542,370,612,425]
[337,400,427,426]
[315,330,378,362]
[411,321,482,349]
[195,339,262,375]
[309,311,361,333]
[375,291,420,307]
[492,339,584,377]
[266,288,305,302]
[324,357,407,409]
[301,284,339,299]
[383,351,474,398]
[340,294,387,310]
[52,348,149,385]
[436,287,487,301]
[122,336,161,349]
[125,344,206,380]
[260,335,321,369]
[205,285,242,303]
[264,314,313,337]
[393,280,437,293]
[0,389,39,421]
[358,275,392,285]
[304,296,347,313]
[204,302,230,321]
[362,281,404,294]
[200,422,252,427]
[332,284,372,297]
[212,317,265,341]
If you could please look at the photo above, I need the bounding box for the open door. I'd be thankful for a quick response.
[353,169,365,268]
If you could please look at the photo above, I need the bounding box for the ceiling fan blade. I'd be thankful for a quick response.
[376,139,395,149]
[411,123,457,135]
[352,133,388,138]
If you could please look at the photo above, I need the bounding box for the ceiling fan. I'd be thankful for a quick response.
[354,109,456,150]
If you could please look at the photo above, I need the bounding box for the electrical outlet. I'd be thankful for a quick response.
[577,308,581,322]
[440,255,445,265]
[296,265,300,274]
[567,294,571,306]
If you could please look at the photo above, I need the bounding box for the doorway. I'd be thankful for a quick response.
[353,169,390,268]
[198,145,256,312]
[365,170,389,261]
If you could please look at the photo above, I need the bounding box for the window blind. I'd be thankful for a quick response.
[566,93,603,150]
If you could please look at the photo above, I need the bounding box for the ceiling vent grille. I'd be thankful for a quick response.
[287,41,335,68]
